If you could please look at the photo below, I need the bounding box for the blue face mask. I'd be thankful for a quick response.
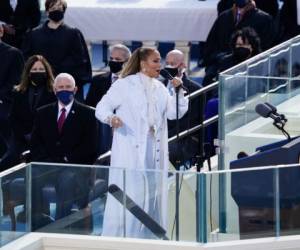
[235,0,248,8]
[56,90,74,105]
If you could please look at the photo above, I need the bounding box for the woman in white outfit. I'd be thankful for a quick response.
[95,47,188,238]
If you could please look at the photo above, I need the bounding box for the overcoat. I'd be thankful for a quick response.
[95,73,188,237]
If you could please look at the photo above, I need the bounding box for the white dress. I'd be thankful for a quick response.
[95,72,188,238]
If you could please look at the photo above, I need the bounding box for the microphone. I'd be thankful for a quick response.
[255,103,282,123]
[159,69,187,92]
[264,102,287,122]
[255,103,291,140]
[160,68,173,81]
[108,184,169,240]
[264,102,277,114]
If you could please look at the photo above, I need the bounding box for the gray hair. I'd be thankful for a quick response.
[109,44,131,61]
[54,73,76,87]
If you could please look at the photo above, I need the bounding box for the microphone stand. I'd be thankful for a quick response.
[273,119,291,140]
[196,90,206,242]
[175,87,180,241]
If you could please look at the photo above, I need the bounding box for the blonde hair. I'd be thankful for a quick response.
[120,47,157,78]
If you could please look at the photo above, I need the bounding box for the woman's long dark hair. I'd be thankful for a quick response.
[230,27,261,56]
[15,55,54,93]
[120,47,157,78]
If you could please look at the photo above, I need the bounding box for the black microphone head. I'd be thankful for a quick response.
[108,184,119,194]
[255,103,272,118]
[237,151,248,159]
[160,68,173,81]
[264,102,277,113]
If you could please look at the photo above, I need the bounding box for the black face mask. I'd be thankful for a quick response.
[48,10,64,22]
[30,72,47,86]
[233,47,251,62]
[164,67,179,78]
[108,60,124,74]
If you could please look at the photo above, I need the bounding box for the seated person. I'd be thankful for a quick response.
[203,0,274,67]
[30,73,98,230]
[203,27,261,88]
[1,55,56,169]
[203,27,261,156]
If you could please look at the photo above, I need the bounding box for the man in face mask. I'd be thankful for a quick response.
[164,49,201,92]
[21,0,92,101]
[85,44,131,156]
[86,44,131,108]
[30,72,98,229]
[162,49,202,166]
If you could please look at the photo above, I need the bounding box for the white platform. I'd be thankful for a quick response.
[4,232,300,250]
[63,0,218,42]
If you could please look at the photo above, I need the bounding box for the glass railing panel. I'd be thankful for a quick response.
[203,164,300,242]
[268,47,290,78]
[29,163,111,236]
[291,42,300,71]
[173,170,198,242]
[3,162,300,245]
[219,75,297,170]
[0,164,30,247]
[247,57,269,77]
[27,163,202,242]
[118,167,181,241]
[222,35,300,77]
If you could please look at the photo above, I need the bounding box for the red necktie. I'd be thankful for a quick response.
[57,108,66,133]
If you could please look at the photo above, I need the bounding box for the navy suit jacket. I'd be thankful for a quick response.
[85,71,112,107]
[30,101,98,165]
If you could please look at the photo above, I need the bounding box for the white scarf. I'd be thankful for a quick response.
[139,73,157,130]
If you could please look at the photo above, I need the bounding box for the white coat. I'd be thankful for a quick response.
[95,73,188,238]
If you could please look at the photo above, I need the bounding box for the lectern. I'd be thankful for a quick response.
[230,137,300,239]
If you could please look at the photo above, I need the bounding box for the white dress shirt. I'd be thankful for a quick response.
[10,0,18,11]
[57,100,74,121]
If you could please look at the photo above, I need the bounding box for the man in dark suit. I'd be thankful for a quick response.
[217,0,279,18]
[203,0,275,67]
[163,49,202,167]
[0,23,24,170]
[0,0,41,48]
[30,73,98,230]
[85,44,131,107]
[86,44,131,157]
